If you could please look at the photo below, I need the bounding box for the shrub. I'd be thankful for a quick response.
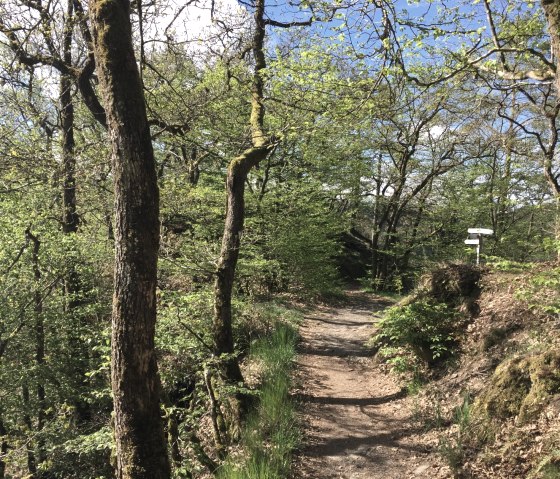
[375,299,462,366]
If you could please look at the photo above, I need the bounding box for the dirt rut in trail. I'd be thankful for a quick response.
[293,292,437,479]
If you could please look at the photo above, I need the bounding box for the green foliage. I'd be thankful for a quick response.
[0,174,114,478]
[375,299,462,366]
[0,0,559,476]
[516,267,560,316]
[245,178,345,297]
[485,256,533,273]
[218,318,300,479]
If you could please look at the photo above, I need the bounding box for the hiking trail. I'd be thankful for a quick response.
[293,291,441,479]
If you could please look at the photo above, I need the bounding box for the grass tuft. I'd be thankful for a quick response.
[219,318,300,479]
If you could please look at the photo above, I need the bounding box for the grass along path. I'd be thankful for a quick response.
[219,313,300,479]
[293,291,437,479]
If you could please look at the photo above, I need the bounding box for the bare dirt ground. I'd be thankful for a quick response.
[293,291,446,479]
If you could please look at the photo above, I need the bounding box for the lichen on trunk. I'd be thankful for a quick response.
[212,0,275,406]
[90,0,170,477]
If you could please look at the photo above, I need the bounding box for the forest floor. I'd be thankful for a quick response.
[292,291,448,479]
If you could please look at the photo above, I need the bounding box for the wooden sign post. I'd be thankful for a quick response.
[465,228,493,265]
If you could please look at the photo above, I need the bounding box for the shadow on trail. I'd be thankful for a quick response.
[297,342,374,358]
[303,316,374,327]
[294,389,406,406]
[305,429,427,460]
[295,292,425,478]
[299,323,377,358]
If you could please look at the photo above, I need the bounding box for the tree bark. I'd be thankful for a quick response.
[213,0,275,405]
[542,1,560,94]
[541,0,560,261]
[61,75,78,234]
[61,0,78,235]
[213,0,273,390]
[90,1,170,478]
[214,150,269,386]
[0,417,7,479]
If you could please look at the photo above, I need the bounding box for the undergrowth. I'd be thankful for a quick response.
[438,391,477,473]
[218,315,300,479]
[375,299,461,369]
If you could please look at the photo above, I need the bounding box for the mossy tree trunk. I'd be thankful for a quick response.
[213,0,274,392]
[540,0,560,261]
[214,148,272,387]
[90,1,170,477]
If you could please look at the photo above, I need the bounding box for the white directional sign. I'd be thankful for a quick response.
[465,228,493,265]
[467,228,494,235]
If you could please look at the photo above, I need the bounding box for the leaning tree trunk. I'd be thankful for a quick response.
[90,1,170,478]
[213,0,274,399]
[214,149,270,387]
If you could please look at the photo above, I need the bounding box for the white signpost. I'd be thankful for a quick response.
[467,228,494,236]
[464,228,493,265]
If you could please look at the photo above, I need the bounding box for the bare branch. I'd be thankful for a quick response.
[263,18,312,28]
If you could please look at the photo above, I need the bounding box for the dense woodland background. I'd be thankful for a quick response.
[0,0,559,477]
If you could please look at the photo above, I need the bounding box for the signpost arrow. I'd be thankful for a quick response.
[467,228,494,236]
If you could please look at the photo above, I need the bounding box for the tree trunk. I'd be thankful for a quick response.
[184,145,201,186]
[168,412,182,469]
[0,417,7,479]
[61,7,91,421]
[90,1,170,478]
[214,150,268,387]
[542,1,560,94]
[61,79,78,234]
[22,384,37,478]
[212,0,273,395]
[26,230,46,466]
[541,0,560,261]
[370,157,382,287]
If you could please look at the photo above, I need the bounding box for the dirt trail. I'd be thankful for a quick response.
[293,291,437,479]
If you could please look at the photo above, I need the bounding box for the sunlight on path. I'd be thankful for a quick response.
[293,292,435,479]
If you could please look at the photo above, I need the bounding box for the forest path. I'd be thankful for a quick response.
[293,291,436,479]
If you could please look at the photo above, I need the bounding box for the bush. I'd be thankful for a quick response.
[375,299,462,366]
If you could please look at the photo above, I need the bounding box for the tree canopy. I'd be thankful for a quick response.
[0,0,558,477]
